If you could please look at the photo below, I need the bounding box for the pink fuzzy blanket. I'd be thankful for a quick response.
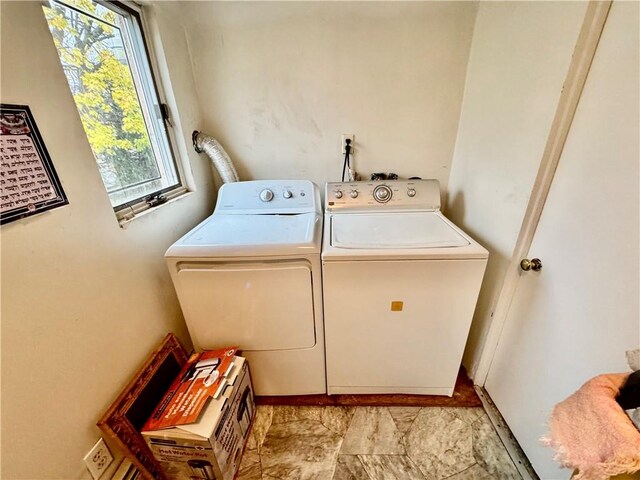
[542,373,640,480]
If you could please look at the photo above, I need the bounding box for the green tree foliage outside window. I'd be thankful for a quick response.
[44,0,160,195]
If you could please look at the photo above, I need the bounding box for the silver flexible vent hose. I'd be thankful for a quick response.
[192,131,239,183]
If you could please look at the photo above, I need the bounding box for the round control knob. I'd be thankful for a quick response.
[334,190,343,199]
[373,185,393,203]
[407,188,416,197]
[283,190,293,199]
[259,189,274,202]
[350,190,359,199]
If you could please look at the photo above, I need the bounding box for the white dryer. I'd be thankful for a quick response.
[166,180,326,395]
[322,180,488,396]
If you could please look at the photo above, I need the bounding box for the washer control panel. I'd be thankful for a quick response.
[326,180,441,212]
[373,184,393,203]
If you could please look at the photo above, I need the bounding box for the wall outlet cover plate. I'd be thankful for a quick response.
[83,438,114,480]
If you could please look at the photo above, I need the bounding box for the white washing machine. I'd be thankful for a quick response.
[166,180,326,395]
[322,180,488,396]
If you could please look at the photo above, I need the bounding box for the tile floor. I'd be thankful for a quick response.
[236,405,522,480]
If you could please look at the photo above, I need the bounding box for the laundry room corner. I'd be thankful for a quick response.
[0,2,215,478]
[443,1,588,380]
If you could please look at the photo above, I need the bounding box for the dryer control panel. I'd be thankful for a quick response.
[216,179,321,215]
[325,180,441,212]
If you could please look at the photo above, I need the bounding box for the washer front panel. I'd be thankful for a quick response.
[322,258,487,394]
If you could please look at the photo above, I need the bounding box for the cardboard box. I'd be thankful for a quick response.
[142,356,255,480]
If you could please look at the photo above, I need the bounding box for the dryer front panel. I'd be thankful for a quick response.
[175,260,316,352]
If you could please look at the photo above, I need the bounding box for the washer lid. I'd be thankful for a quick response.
[166,212,321,257]
[331,212,469,249]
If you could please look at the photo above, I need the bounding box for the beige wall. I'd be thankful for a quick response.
[181,1,478,188]
[445,1,588,377]
[0,2,214,478]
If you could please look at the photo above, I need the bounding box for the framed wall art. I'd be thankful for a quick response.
[1,103,68,225]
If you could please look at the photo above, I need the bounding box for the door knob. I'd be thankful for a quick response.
[520,258,542,272]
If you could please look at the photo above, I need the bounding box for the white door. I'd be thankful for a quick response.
[484,3,639,479]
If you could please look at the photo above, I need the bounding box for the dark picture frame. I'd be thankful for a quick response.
[0,104,69,225]
[97,333,189,480]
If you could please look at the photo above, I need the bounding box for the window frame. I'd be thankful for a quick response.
[46,0,188,222]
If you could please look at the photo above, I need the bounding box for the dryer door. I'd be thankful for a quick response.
[175,260,316,352]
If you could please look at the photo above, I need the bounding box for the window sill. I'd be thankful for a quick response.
[117,189,193,228]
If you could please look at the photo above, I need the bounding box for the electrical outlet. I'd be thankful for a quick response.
[341,134,355,154]
[83,438,114,480]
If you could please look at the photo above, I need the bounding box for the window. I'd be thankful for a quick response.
[43,0,183,216]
